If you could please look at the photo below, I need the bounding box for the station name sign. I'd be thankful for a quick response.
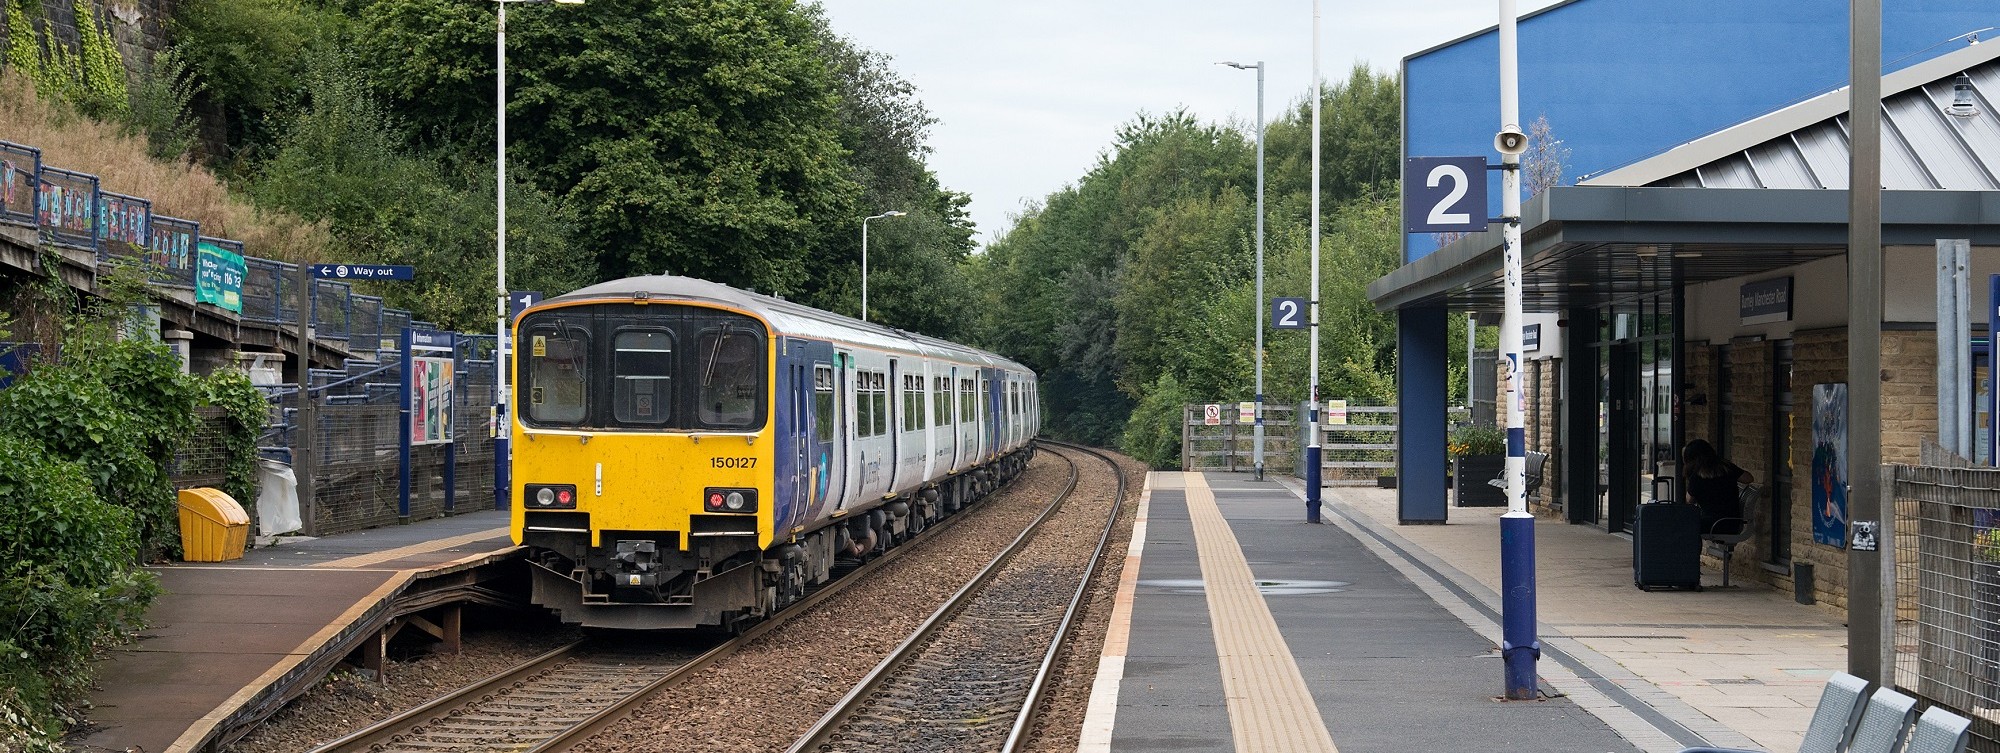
[1739,277,1793,325]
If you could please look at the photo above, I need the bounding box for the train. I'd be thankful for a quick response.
[509,275,1040,630]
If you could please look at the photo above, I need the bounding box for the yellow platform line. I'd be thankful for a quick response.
[1184,472,1340,753]
[311,526,510,569]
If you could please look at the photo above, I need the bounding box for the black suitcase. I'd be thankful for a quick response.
[1633,503,1703,591]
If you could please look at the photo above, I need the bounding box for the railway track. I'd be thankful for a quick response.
[786,441,1126,753]
[303,448,1050,753]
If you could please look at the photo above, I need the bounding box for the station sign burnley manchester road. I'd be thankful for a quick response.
[312,263,415,281]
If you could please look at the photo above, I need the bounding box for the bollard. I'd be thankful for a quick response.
[1305,445,1322,522]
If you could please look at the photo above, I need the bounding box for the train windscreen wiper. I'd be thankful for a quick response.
[702,321,731,387]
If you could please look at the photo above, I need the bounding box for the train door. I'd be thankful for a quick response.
[886,359,901,495]
[806,347,837,523]
[921,363,937,483]
[837,351,858,512]
[982,372,997,460]
[784,351,809,530]
[950,367,965,472]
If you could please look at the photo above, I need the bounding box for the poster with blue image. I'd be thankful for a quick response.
[1811,382,1848,548]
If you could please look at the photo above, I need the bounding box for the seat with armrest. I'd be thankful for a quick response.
[1703,483,1761,588]
[1676,671,1869,753]
[1904,705,1973,753]
[1487,450,1549,497]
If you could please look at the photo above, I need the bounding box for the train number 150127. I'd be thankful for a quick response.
[711,457,757,469]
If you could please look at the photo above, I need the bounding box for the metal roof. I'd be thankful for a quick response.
[1585,40,2000,189]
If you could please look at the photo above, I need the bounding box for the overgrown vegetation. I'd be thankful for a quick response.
[967,66,1407,461]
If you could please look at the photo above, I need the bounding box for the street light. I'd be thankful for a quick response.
[861,210,905,322]
[1218,60,1266,482]
[495,0,584,512]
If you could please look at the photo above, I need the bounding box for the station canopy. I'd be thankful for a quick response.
[1369,40,2000,314]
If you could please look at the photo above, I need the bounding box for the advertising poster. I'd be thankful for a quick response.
[195,240,245,313]
[36,168,95,248]
[411,356,454,445]
[148,216,197,274]
[1811,383,1849,548]
[0,148,37,222]
[98,192,149,256]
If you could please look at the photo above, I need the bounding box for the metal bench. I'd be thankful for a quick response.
[1485,450,1549,497]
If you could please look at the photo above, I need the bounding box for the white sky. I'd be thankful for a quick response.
[813,1,1566,247]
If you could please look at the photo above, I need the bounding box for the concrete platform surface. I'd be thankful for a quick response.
[71,510,515,753]
[1081,473,1844,753]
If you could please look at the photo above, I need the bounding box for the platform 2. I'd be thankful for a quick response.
[1079,472,1846,753]
[72,509,522,753]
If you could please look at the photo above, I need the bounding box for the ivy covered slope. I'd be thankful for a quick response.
[0,277,269,751]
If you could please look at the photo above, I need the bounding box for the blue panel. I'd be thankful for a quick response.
[1398,308,1448,523]
[1403,0,1996,262]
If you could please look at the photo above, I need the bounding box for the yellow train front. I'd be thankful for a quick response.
[510,276,1038,630]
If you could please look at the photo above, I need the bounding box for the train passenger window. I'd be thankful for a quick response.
[695,326,763,429]
[933,376,949,427]
[903,375,922,432]
[959,378,974,425]
[526,328,588,424]
[814,365,834,443]
[856,371,874,437]
[870,372,888,437]
[612,329,673,425]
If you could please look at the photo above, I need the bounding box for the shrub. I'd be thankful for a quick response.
[0,433,159,747]
[1120,372,1191,470]
[1448,422,1505,458]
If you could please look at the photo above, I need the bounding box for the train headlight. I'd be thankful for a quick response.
[526,484,577,509]
[703,487,757,513]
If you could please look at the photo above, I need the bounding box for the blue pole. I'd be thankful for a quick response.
[397,327,413,523]
[496,340,510,510]
[1501,512,1539,697]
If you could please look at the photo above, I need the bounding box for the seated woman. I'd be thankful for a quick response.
[1682,439,1753,534]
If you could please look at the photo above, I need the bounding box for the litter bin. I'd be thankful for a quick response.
[178,488,249,562]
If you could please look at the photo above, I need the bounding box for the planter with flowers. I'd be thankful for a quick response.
[1450,423,1506,507]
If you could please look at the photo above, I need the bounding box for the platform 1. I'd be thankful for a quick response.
[71,509,522,753]
[1079,472,1846,753]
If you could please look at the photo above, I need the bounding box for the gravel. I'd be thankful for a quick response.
[220,618,579,753]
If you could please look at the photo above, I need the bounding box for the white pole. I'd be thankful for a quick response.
[1252,61,1266,483]
[493,0,510,510]
[1305,0,1323,522]
[861,217,870,322]
[1497,0,1539,701]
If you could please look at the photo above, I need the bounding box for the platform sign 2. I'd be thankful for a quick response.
[1271,297,1308,330]
[1404,156,1489,234]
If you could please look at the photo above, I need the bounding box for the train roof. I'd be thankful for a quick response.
[541,275,1034,375]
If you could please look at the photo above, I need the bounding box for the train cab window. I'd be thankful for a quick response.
[814,365,834,443]
[695,326,763,429]
[612,330,674,425]
[525,327,589,424]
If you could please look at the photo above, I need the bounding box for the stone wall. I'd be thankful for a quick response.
[1,0,174,88]
[1495,355,1564,516]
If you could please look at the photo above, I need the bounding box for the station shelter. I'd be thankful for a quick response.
[1377,0,2000,604]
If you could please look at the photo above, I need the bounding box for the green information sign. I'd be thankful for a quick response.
[195,240,245,313]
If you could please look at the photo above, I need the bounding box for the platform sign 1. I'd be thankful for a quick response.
[1238,401,1255,423]
[1404,156,1489,234]
[1271,297,1308,330]
[1203,404,1222,426]
[509,290,543,321]
[1326,399,1348,425]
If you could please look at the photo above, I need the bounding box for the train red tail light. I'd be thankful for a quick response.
[527,484,578,509]
[703,487,757,513]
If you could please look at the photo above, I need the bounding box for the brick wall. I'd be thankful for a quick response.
[1497,356,1565,516]
[1683,344,1716,447]
[1789,328,1848,608]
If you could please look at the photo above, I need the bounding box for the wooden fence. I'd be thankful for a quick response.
[1180,402,1398,484]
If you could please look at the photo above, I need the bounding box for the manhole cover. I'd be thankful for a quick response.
[1138,579,1350,595]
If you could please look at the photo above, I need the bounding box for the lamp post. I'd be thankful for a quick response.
[495,0,583,512]
[1496,0,1540,701]
[1305,0,1323,522]
[1219,60,1265,482]
[861,210,904,322]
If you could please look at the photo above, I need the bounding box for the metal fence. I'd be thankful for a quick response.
[1306,402,1399,484]
[1181,403,1298,474]
[1890,464,2000,751]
